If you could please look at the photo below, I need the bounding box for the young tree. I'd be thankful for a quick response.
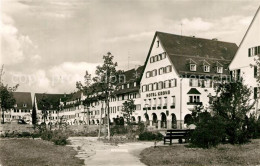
[121,99,135,125]
[93,52,119,140]
[76,70,93,125]
[0,65,19,124]
[212,80,254,144]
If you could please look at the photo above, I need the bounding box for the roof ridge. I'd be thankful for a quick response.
[156,31,237,45]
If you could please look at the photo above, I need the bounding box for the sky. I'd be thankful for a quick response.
[1,0,260,94]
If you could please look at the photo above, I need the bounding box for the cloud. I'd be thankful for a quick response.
[4,62,101,94]
[101,31,154,43]
[181,18,213,31]
[1,13,38,65]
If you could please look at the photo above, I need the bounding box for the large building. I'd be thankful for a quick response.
[139,32,238,129]
[1,92,33,124]
[229,5,260,116]
[32,32,238,129]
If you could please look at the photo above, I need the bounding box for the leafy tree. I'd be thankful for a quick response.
[0,65,19,124]
[93,52,120,140]
[39,94,51,125]
[121,99,135,125]
[212,80,254,144]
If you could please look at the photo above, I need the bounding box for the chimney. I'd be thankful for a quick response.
[212,38,218,41]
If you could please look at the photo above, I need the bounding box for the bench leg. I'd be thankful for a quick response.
[164,138,165,145]
[170,139,172,145]
[178,138,183,144]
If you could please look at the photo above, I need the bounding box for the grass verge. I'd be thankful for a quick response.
[0,138,84,166]
[140,139,260,166]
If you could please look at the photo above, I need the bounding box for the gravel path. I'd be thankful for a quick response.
[68,137,155,166]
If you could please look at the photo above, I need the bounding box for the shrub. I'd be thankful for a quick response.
[51,130,68,145]
[139,131,163,141]
[190,116,226,148]
[41,130,53,141]
[111,125,128,136]
[40,130,68,145]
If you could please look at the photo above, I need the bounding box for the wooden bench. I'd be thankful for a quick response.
[164,129,194,145]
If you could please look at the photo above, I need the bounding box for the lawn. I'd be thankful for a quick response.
[0,138,84,166]
[140,139,260,166]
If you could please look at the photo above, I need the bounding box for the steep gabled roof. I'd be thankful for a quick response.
[35,93,66,110]
[142,31,238,79]
[157,31,238,76]
[13,92,33,109]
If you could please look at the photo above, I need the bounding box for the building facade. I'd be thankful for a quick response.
[1,92,33,124]
[229,6,260,116]
[139,32,238,129]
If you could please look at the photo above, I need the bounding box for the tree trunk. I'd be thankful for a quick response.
[98,101,103,139]
[107,99,110,140]
[2,108,4,124]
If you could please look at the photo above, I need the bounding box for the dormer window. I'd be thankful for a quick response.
[217,66,223,74]
[190,64,197,71]
[50,105,53,109]
[204,65,210,72]
[23,104,27,107]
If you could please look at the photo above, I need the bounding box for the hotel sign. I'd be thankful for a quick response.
[146,90,170,98]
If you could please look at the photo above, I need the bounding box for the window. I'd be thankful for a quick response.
[122,85,124,89]
[146,71,151,78]
[159,68,164,75]
[152,69,157,76]
[164,80,170,88]
[157,40,160,48]
[164,97,167,106]
[248,46,260,57]
[127,84,130,88]
[134,82,137,87]
[204,79,212,88]
[190,79,199,87]
[217,66,223,74]
[190,64,196,71]
[204,65,210,72]
[154,55,158,61]
[171,96,176,105]
[153,83,158,90]
[165,65,172,73]
[189,95,200,103]
[23,104,27,107]
[158,81,163,90]
[162,52,166,59]
[158,54,163,60]
[254,66,258,78]
[148,99,152,107]
[148,84,153,91]
[142,85,147,92]
[153,98,157,107]
[150,56,154,63]
[170,79,177,87]
[254,87,258,99]
[14,104,17,108]
[158,97,162,106]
